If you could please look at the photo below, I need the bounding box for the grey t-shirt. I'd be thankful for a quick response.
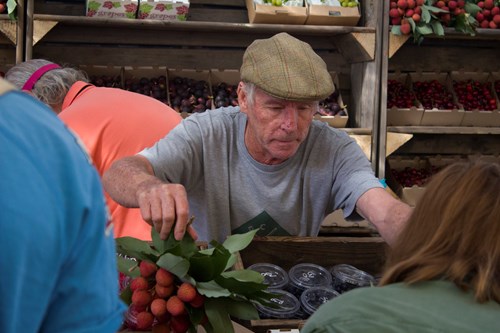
[139,107,382,242]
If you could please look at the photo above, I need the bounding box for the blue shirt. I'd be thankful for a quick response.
[0,89,126,333]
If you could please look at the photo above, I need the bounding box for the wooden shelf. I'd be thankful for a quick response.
[388,126,500,135]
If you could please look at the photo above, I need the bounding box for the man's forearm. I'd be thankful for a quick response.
[103,155,159,208]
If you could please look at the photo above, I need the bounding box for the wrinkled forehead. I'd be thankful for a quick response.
[254,87,319,108]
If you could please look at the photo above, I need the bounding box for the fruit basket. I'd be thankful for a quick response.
[137,0,190,21]
[86,0,139,19]
[410,71,464,127]
[451,71,500,127]
[209,69,240,109]
[386,72,424,126]
[304,0,361,26]
[245,0,308,24]
[314,72,349,128]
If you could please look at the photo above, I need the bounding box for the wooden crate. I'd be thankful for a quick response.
[234,236,387,333]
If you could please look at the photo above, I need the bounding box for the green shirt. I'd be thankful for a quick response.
[301,280,500,333]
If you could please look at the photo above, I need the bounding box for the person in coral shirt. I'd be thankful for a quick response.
[6,59,182,240]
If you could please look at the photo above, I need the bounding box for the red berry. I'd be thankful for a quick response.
[177,282,197,303]
[136,311,154,330]
[132,289,153,307]
[130,276,149,292]
[139,260,158,278]
[166,296,186,316]
[156,268,175,286]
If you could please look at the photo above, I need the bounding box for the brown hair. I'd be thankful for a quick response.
[379,160,500,304]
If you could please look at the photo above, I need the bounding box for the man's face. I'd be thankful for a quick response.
[238,83,316,165]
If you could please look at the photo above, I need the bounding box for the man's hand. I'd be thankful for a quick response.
[136,181,198,241]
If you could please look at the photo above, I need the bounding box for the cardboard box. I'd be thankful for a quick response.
[246,0,307,25]
[86,0,138,19]
[315,72,349,128]
[137,0,189,21]
[386,72,424,126]
[305,0,360,26]
[450,71,500,127]
[386,156,430,207]
[234,236,387,333]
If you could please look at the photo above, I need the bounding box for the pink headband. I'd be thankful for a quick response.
[22,63,61,91]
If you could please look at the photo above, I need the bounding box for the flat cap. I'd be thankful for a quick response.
[240,32,334,102]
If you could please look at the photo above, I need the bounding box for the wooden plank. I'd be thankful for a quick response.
[388,126,500,135]
[238,236,387,275]
[391,134,500,155]
[33,43,351,72]
[0,20,17,44]
[334,32,375,63]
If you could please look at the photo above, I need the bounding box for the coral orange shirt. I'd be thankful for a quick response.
[59,81,182,240]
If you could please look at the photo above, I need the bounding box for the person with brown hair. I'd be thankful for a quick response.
[301,160,500,333]
[5,59,182,240]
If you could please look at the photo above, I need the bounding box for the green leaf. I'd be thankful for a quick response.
[464,2,481,16]
[116,255,140,277]
[423,4,449,14]
[196,280,232,298]
[115,236,159,261]
[215,297,260,320]
[391,25,402,36]
[430,20,445,36]
[6,0,16,20]
[416,24,434,35]
[215,275,268,299]
[222,229,258,254]
[204,298,235,333]
[188,243,231,282]
[157,252,190,278]
[421,5,431,23]
[119,285,133,305]
[221,269,265,284]
[408,17,416,32]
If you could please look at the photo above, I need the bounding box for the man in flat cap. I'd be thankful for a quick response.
[104,32,412,245]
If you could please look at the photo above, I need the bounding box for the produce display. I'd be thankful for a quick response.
[316,84,348,116]
[123,75,169,104]
[387,79,419,108]
[168,76,211,113]
[212,82,239,108]
[117,228,275,332]
[452,79,497,110]
[412,79,459,110]
[389,0,499,43]
[390,164,441,186]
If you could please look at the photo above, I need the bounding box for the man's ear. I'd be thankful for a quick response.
[237,81,248,114]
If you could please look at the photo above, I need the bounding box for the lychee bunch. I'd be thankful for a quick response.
[474,0,500,29]
[389,0,426,35]
[125,263,206,332]
[116,226,276,333]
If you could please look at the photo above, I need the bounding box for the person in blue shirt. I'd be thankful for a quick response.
[0,78,126,333]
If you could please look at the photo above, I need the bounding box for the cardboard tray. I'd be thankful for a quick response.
[386,72,424,126]
[234,236,387,333]
[137,0,189,21]
[246,0,307,24]
[315,71,349,128]
[305,2,360,26]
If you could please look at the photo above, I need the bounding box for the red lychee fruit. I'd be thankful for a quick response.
[130,276,149,292]
[493,14,500,25]
[155,283,175,298]
[484,0,494,10]
[166,296,186,316]
[400,23,412,35]
[389,8,400,18]
[489,20,498,28]
[170,315,190,333]
[139,260,158,278]
[132,289,153,307]
[392,16,402,25]
[177,282,197,303]
[481,19,490,28]
[405,9,414,17]
[397,0,408,9]
[189,293,205,308]
[156,268,175,286]
[136,311,154,330]
[412,13,421,22]
[476,12,485,22]
[151,298,168,317]
[448,0,457,10]
[492,7,500,16]
[407,0,415,9]
[416,0,424,5]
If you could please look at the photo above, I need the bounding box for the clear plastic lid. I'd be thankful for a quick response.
[300,286,340,316]
[255,289,300,319]
[288,263,332,290]
[247,263,289,289]
[329,264,375,286]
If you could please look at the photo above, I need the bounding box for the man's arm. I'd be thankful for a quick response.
[103,155,197,240]
[355,187,413,246]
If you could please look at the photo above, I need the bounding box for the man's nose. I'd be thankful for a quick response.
[281,107,298,131]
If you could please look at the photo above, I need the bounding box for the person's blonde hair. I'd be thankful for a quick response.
[5,59,88,111]
[380,160,500,304]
